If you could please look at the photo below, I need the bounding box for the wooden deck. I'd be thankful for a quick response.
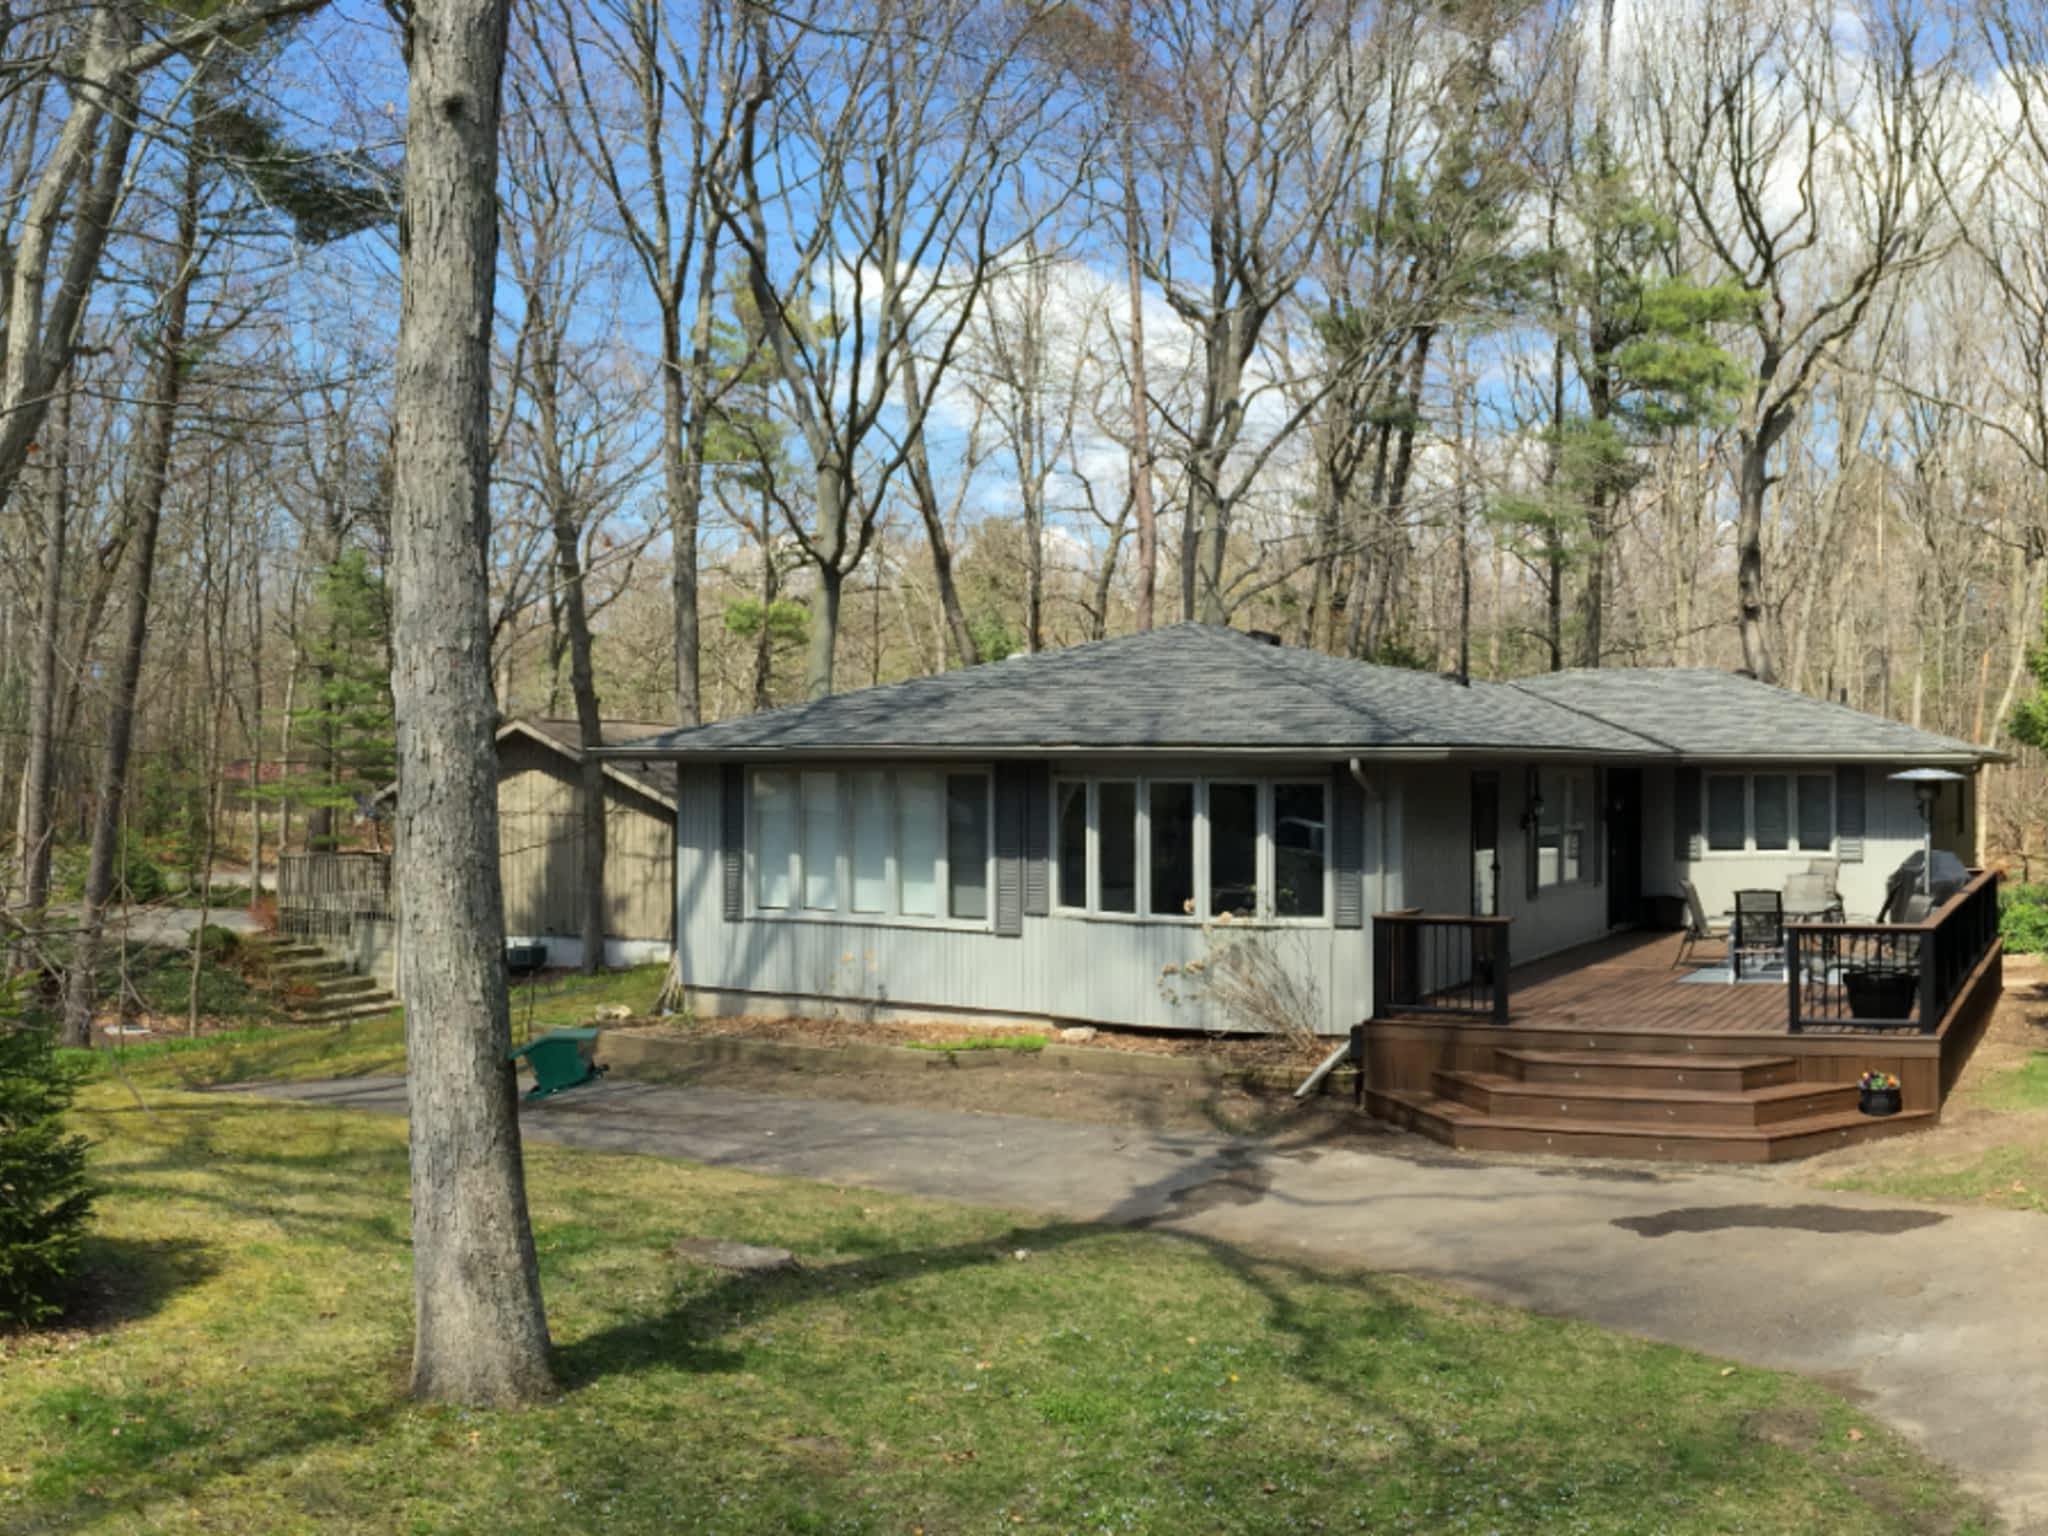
[1498,930,1785,1031]
[1361,926,2004,1162]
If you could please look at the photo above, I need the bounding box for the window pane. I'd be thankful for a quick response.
[1150,780,1195,916]
[1099,782,1137,913]
[1752,774,1789,851]
[851,771,890,912]
[1706,776,1746,851]
[1208,782,1258,917]
[1797,774,1833,851]
[898,771,941,916]
[1274,783,1326,917]
[946,773,989,920]
[801,770,838,908]
[754,772,796,909]
[1535,770,1562,887]
[1056,781,1087,909]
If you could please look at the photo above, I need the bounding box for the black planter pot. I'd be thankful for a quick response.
[1842,968,1917,1022]
[1859,1086,1902,1118]
[505,941,549,977]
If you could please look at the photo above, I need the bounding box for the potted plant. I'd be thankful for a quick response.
[1858,1070,1903,1118]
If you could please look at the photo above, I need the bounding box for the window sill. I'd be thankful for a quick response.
[745,910,993,935]
[1051,908,1331,930]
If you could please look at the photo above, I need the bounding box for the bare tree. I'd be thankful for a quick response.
[388,0,553,1405]
[716,0,1064,696]
[1649,0,1954,679]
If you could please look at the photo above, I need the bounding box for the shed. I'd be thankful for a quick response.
[496,717,677,969]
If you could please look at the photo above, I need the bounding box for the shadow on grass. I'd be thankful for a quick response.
[57,1234,222,1334]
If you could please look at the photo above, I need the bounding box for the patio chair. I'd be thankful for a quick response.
[1729,889,1785,982]
[1674,880,1728,967]
[1781,871,1843,923]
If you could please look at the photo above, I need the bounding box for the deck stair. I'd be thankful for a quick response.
[1368,1042,1934,1163]
[249,937,399,1025]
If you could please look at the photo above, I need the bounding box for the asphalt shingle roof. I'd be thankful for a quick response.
[1507,669,1986,761]
[611,626,1653,758]
[604,627,1994,763]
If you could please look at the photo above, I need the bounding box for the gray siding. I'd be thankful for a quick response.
[673,760,1375,1036]
[1641,762,1971,918]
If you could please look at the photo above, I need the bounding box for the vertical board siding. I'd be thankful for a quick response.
[674,761,1372,1036]
[496,735,675,942]
[1333,771,1365,929]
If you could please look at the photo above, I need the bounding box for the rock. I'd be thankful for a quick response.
[591,1004,634,1022]
[671,1238,799,1274]
[1058,1026,1097,1043]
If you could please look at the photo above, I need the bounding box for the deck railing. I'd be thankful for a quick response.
[277,851,394,945]
[1372,912,1512,1025]
[1784,868,1999,1034]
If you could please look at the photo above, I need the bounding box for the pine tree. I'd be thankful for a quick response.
[0,1003,94,1326]
[283,550,396,848]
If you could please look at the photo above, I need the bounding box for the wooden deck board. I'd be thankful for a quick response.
[1447,929,1789,1035]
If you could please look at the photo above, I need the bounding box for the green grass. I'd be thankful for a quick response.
[55,965,671,1093]
[903,1033,1049,1055]
[0,1064,1994,1533]
[1828,1047,2048,1213]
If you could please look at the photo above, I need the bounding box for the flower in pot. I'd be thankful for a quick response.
[1858,1070,1903,1118]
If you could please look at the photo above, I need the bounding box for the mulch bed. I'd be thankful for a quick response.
[615,1011,1337,1072]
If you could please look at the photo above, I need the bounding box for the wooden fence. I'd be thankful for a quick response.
[277,852,393,944]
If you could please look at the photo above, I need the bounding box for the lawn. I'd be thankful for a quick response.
[1821,961,2048,1215]
[0,1052,1994,1533]
[67,965,669,1090]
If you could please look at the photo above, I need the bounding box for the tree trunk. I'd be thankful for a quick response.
[802,466,850,699]
[1735,423,1777,680]
[806,557,844,700]
[390,0,553,1407]
[12,378,68,912]
[662,263,716,728]
[548,508,606,977]
[893,320,980,668]
[1120,93,1156,633]
[60,147,203,1047]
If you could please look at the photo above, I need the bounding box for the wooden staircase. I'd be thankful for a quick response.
[251,938,399,1025]
[1367,1043,1935,1163]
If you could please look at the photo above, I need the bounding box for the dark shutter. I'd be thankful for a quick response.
[1333,770,1365,929]
[1674,765,1702,861]
[1837,764,1866,863]
[1021,762,1050,917]
[993,762,1025,937]
[1524,766,1541,901]
[1590,768,1604,887]
[720,764,744,920]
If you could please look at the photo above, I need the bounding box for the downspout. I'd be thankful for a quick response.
[1295,758,1378,1102]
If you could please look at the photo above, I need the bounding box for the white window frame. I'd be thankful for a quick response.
[746,766,994,931]
[1049,774,1332,927]
[1700,770,1837,856]
[1535,768,1590,888]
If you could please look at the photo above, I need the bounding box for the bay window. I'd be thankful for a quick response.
[1052,775,1330,923]
[750,767,990,924]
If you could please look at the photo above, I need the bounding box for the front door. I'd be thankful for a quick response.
[1471,772,1501,917]
[1606,766,1644,928]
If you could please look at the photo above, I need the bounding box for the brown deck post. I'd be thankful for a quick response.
[1785,925,1803,1034]
[1491,921,1510,1026]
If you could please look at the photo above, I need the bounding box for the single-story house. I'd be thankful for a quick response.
[495,718,677,970]
[605,625,2006,1157]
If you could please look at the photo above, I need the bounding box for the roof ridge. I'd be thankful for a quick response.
[1504,678,1679,753]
